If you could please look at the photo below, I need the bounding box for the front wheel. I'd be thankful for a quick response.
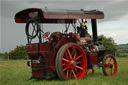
[102,54,117,76]
[56,43,87,80]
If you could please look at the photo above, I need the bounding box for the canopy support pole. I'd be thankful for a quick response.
[91,19,98,42]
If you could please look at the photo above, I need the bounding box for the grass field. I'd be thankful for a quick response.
[0,57,128,85]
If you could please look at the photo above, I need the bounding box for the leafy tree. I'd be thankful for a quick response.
[98,35,119,56]
[8,45,27,59]
[0,52,8,59]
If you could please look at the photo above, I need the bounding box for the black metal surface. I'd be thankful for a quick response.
[25,20,39,43]
[91,19,97,42]
[25,19,43,44]
[37,24,42,43]
[37,43,47,78]
[27,61,30,66]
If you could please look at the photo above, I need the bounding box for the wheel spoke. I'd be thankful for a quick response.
[63,67,68,72]
[75,68,78,75]
[76,65,83,70]
[111,68,113,75]
[71,47,75,55]
[106,70,109,76]
[66,70,69,78]
[62,63,66,66]
[76,61,82,64]
[108,58,112,64]
[67,49,72,59]
[72,70,78,79]
[105,67,110,75]
[75,55,82,60]
[69,70,72,79]
[64,51,68,59]
[62,58,69,62]
[74,51,77,58]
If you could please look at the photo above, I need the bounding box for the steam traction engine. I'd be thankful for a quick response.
[15,8,117,80]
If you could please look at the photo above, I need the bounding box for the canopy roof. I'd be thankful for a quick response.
[15,8,104,23]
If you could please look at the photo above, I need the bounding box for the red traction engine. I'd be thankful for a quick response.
[15,8,117,80]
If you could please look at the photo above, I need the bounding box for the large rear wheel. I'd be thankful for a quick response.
[56,43,87,80]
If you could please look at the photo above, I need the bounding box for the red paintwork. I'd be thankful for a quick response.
[31,63,43,78]
[15,8,104,23]
[43,13,104,19]
[15,18,76,24]
[49,66,56,71]
[27,44,38,57]
[27,43,53,78]
[26,33,82,78]
[86,45,99,65]
[26,32,100,79]
[59,44,87,80]
[88,53,98,64]
[104,55,117,76]
[14,8,117,80]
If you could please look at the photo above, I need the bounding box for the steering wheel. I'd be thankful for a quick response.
[42,32,50,39]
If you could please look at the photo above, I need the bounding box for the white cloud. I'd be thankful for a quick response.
[1,0,128,52]
[99,28,128,44]
[1,0,128,21]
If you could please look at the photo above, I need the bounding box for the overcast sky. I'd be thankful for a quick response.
[0,0,128,52]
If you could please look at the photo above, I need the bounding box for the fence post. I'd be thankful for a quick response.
[8,55,9,61]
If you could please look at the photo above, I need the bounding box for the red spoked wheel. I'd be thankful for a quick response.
[56,43,87,80]
[102,55,117,76]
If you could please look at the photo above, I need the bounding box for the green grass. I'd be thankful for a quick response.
[0,57,128,85]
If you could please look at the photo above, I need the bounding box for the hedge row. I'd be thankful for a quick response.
[8,45,27,59]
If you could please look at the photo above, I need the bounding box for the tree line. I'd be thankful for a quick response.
[0,35,126,60]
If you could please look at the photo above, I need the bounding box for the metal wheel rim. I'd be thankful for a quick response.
[56,43,87,80]
[103,55,117,76]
